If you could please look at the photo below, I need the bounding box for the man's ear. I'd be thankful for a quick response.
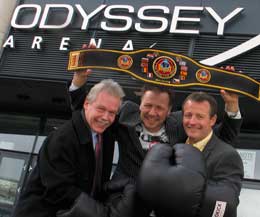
[168,106,172,115]
[211,114,217,126]
[83,99,89,110]
[139,103,142,111]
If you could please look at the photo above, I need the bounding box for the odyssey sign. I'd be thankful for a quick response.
[5,3,257,66]
[10,4,244,35]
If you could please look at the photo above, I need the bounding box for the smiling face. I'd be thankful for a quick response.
[183,100,217,144]
[139,90,171,133]
[83,91,121,134]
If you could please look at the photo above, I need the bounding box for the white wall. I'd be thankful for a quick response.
[0,0,17,53]
[238,188,260,217]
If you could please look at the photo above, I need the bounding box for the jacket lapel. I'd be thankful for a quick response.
[118,101,146,157]
[202,134,217,160]
[129,126,146,158]
[165,116,179,145]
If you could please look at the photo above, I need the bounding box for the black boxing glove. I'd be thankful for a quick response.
[104,176,133,194]
[110,183,150,217]
[137,143,207,217]
[56,193,108,217]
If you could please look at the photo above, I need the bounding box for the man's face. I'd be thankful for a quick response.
[84,91,120,134]
[183,100,217,144]
[139,90,171,133]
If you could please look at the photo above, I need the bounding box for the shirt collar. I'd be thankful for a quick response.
[186,130,213,152]
[141,124,166,136]
[91,131,99,149]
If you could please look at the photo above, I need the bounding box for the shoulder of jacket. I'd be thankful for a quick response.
[118,100,140,126]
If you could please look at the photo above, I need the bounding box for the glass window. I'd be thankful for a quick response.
[0,134,35,153]
[237,149,260,181]
[33,136,46,154]
[0,156,25,207]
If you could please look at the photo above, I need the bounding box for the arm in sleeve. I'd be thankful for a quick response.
[38,133,84,208]
[213,113,243,145]
[199,151,244,217]
[67,81,87,111]
[57,193,108,217]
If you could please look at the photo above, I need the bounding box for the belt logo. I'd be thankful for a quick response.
[196,69,211,83]
[153,56,177,79]
[117,55,133,69]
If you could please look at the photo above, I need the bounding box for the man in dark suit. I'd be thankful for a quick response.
[11,79,129,217]
[137,91,244,217]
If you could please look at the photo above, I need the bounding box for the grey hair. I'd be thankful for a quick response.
[86,79,125,103]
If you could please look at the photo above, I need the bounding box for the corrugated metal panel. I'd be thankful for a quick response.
[0,113,40,134]
[1,30,260,84]
[0,29,192,89]
[0,29,95,81]
[93,31,191,52]
[193,35,260,81]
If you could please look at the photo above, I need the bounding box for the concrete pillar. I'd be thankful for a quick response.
[0,0,17,54]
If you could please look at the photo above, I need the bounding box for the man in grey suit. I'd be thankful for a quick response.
[182,92,243,217]
[137,91,244,217]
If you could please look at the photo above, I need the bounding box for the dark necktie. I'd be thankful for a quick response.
[91,134,103,197]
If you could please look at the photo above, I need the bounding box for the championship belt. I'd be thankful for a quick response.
[68,49,260,101]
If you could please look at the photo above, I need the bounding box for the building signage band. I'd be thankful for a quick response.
[10,4,243,35]
[3,4,260,67]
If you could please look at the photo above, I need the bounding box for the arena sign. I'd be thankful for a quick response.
[4,3,260,66]
[10,4,243,35]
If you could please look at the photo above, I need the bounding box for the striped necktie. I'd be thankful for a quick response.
[91,134,103,197]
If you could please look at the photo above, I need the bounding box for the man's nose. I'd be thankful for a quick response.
[189,116,197,124]
[101,111,109,120]
[102,111,113,121]
[148,107,157,115]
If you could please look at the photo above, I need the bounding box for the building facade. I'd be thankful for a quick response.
[0,0,260,216]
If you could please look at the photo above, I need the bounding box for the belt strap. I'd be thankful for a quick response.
[68,48,260,101]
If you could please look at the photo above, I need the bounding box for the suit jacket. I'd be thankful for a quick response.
[199,134,244,217]
[70,85,243,180]
[12,111,115,217]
